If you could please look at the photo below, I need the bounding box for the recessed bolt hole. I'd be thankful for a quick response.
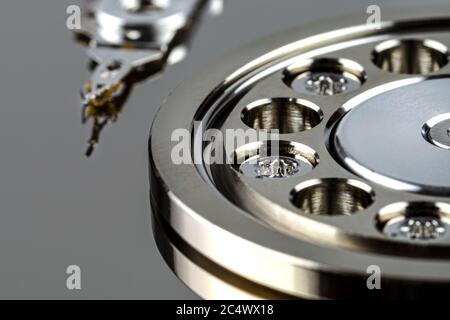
[372,39,449,74]
[290,179,374,216]
[241,98,323,133]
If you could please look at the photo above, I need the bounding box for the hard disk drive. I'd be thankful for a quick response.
[150,6,450,299]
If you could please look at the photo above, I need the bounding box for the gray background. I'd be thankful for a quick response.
[0,0,443,299]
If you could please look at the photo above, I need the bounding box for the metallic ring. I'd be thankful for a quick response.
[150,7,450,299]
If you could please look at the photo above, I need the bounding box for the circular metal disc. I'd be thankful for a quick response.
[333,77,450,195]
[150,7,450,299]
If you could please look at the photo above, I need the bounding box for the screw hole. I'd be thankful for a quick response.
[241,98,323,134]
[290,179,374,216]
[372,39,449,74]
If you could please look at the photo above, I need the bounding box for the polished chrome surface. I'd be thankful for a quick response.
[73,0,210,155]
[372,39,449,75]
[150,8,450,299]
[423,113,450,150]
[78,0,201,46]
[333,77,450,195]
[285,57,366,96]
[94,0,200,45]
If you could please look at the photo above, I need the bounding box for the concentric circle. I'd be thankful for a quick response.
[331,77,450,196]
[150,11,450,299]
[422,113,450,150]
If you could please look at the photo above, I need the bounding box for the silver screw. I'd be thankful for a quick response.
[305,73,348,96]
[399,217,446,240]
[255,157,299,178]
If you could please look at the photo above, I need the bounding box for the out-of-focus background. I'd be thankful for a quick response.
[0,0,444,299]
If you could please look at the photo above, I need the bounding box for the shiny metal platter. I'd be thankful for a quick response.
[149,8,450,299]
